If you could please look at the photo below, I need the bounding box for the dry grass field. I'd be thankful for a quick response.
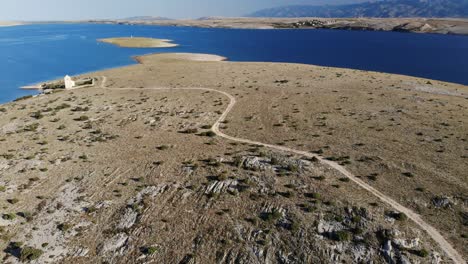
[0,53,466,263]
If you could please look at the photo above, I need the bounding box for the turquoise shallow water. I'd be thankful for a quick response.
[1,23,468,103]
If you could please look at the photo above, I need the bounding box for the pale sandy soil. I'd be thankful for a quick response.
[98,37,178,48]
[0,21,22,27]
[136,53,227,62]
[0,53,466,263]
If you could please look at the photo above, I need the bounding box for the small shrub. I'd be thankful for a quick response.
[156,145,169,151]
[71,106,89,112]
[367,173,378,181]
[2,213,16,220]
[23,123,39,132]
[57,222,72,232]
[141,246,158,255]
[199,131,216,137]
[351,216,362,223]
[286,164,299,172]
[289,221,301,232]
[54,103,70,110]
[416,248,429,258]
[0,154,14,160]
[73,116,89,121]
[14,95,33,102]
[332,230,350,241]
[17,211,34,222]
[179,128,198,134]
[402,172,414,178]
[260,209,282,223]
[305,192,320,199]
[278,191,294,198]
[386,212,408,221]
[7,198,19,204]
[395,212,408,221]
[20,246,43,262]
[232,156,244,167]
[30,111,44,119]
[217,172,228,181]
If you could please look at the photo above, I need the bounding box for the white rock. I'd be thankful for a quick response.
[350,244,374,263]
[72,247,89,257]
[400,255,412,264]
[393,238,419,249]
[382,240,396,264]
[205,179,238,194]
[317,220,344,234]
[431,251,442,264]
[95,200,113,209]
[101,233,128,254]
[117,208,139,230]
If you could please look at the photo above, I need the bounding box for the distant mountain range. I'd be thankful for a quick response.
[248,0,468,18]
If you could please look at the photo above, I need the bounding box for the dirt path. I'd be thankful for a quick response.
[99,76,465,264]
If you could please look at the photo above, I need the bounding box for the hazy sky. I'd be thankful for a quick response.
[1,0,371,21]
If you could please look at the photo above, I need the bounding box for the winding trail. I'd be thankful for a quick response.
[99,76,464,264]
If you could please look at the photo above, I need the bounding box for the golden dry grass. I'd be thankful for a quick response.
[0,53,466,263]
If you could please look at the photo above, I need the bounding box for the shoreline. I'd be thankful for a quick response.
[0,22,23,27]
[15,17,468,35]
[98,37,179,48]
[9,52,228,103]
[4,51,466,105]
[0,52,466,263]
[85,17,468,36]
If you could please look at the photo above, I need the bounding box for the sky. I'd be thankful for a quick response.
[1,0,371,21]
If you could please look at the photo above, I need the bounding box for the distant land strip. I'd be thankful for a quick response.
[10,17,468,35]
[84,17,468,35]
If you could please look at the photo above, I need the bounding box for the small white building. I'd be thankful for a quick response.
[64,75,75,89]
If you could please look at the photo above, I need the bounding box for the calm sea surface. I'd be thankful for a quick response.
[1,23,467,103]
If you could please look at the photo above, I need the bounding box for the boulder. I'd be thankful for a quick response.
[431,196,453,208]
[393,238,419,249]
[243,156,270,171]
[317,219,344,234]
[117,208,139,230]
[100,233,128,254]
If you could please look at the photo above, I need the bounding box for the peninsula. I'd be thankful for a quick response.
[0,52,466,263]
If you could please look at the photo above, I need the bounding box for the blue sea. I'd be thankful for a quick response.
[1,23,468,103]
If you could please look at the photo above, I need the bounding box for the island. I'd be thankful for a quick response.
[98,37,179,48]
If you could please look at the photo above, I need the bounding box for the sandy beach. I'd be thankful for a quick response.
[98,37,179,48]
[0,21,22,27]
